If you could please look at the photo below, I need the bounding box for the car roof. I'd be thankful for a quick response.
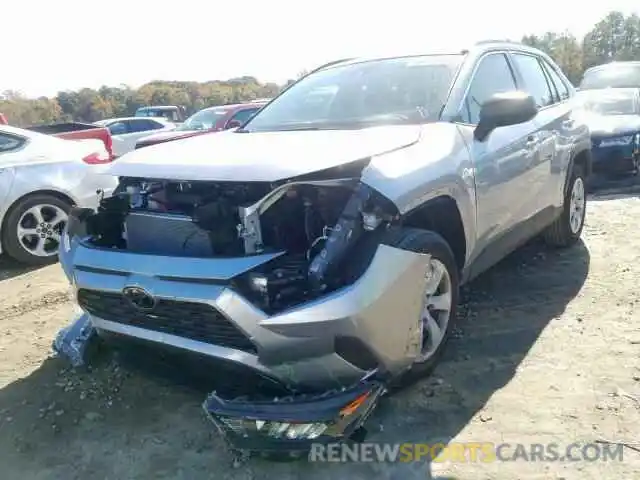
[584,61,640,73]
[136,105,179,110]
[576,87,640,98]
[97,117,172,124]
[314,41,549,72]
[199,102,267,113]
[0,124,47,139]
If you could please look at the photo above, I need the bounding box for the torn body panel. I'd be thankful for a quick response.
[59,235,427,390]
[52,311,97,368]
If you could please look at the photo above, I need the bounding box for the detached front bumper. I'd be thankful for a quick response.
[52,312,387,453]
[204,380,386,453]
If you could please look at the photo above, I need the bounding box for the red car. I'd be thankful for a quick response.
[134,101,268,149]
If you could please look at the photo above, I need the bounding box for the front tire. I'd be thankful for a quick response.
[1,194,71,266]
[382,228,460,387]
[543,165,586,248]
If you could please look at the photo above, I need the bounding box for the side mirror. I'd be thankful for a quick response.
[226,119,242,130]
[474,91,538,142]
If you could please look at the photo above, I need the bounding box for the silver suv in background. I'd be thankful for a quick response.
[56,42,591,452]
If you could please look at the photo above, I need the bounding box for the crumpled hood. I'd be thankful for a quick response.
[105,125,422,182]
[586,114,640,137]
[136,129,207,145]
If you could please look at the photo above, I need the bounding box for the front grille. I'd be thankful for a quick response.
[77,289,257,353]
[97,330,289,396]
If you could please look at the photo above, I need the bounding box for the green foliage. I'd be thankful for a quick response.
[522,11,640,85]
[0,78,283,127]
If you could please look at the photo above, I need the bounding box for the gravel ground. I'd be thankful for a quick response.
[0,184,639,480]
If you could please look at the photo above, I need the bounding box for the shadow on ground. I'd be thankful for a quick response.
[0,240,590,480]
[0,254,44,281]
[588,173,640,201]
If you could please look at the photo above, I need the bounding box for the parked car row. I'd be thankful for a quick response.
[0,99,269,265]
[93,100,269,156]
[93,117,176,157]
[134,100,267,149]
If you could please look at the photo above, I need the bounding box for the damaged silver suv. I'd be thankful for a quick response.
[56,42,591,452]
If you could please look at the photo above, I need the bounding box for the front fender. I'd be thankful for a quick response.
[360,122,476,265]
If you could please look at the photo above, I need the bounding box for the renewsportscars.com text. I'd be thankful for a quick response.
[309,442,625,463]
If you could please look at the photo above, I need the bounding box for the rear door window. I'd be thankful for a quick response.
[541,61,570,101]
[127,119,163,133]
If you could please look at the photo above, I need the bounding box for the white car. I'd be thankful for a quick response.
[94,117,175,157]
[0,125,118,265]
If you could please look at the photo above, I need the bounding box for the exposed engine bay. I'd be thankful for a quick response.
[71,176,397,313]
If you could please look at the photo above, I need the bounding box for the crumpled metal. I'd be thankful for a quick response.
[52,312,97,367]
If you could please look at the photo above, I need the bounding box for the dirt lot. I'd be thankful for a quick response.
[0,185,639,480]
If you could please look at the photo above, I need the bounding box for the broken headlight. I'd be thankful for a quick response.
[204,381,385,450]
[218,418,328,440]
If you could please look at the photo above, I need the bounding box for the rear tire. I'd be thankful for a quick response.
[543,165,586,248]
[2,194,71,266]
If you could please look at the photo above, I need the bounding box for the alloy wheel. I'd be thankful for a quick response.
[17,204,68,257]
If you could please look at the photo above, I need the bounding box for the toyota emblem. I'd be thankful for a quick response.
[122,286,156,311]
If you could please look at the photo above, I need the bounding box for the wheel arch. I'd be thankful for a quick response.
[400,195,467,274]
[565,147,592,196]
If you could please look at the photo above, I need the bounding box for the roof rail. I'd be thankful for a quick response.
[309,57,355,74]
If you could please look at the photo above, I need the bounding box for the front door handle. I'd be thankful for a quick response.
[562,119,575,128]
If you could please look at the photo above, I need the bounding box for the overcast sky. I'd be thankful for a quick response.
[3,0,639,97]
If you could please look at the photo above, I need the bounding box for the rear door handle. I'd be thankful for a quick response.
[525,135,538,149]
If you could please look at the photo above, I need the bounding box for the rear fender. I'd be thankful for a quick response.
[0,167,17,254]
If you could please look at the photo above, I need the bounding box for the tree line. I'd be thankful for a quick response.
[0,77,284,127]
[2,10,639,127]
[522,11,640,85]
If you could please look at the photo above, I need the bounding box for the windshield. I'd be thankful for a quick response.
[177,108,227,131]
[576,90,639,116]
[242,55,463,132]
[579,64,640,90]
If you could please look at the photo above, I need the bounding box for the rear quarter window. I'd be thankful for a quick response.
[0,133,26,153]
